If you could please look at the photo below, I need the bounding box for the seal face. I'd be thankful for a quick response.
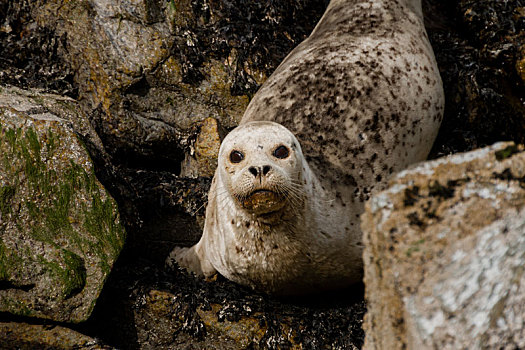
[220,126,302,218]
[167,0,445,295]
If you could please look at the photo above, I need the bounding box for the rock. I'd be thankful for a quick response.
[362,142,525,349]
[180,117,224,178]
[125,289,248,349]
[0,86,126,323]
[85,259,366,349]
[425,0,525,158]
[0,2,77,97]
[24,0,327,172]
[0,321,113,350]
[0,0,330,253]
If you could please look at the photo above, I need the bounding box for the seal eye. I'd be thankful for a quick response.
[273,145,290,159]
[229,150,244,163]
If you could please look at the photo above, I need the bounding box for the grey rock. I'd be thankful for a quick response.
[362,142,525,350]
[31,0,254,164]
[21,0,326,178]
[0,86,126,323]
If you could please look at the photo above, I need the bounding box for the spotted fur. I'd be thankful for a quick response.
[169,0,444,294]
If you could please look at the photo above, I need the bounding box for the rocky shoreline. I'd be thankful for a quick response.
[1,0,524,348]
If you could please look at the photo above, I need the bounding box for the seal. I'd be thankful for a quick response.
[170,121,363,294]
[168,0,444,295]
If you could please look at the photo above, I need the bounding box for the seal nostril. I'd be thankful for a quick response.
[249,167,258,177]
[262,165,271,175]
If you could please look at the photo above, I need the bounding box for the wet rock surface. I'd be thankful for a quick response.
[0,86,126,323]
[80,255,366,349]
[0,321,113,350]
[23,0,327,176]
[0,1,77,98]
[425,0,525,157]
[362,142,525,349]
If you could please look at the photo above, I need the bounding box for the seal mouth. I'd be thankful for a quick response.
[245,189,280,202]
[241,189,285,214]
[250,189,275,196]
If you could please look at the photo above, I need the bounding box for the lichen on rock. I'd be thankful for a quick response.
[0,86,126,323]
[362,141,525,349]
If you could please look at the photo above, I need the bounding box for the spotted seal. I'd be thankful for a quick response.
[168,0,444,295]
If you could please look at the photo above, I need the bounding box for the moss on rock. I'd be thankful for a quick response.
[0,86,126,323]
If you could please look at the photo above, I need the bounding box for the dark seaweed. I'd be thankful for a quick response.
[0,1,78,97]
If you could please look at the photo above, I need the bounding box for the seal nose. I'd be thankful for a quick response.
[249,167,258,177]
[248,165,272,178]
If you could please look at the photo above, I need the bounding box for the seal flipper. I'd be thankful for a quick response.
[166,244,217,278]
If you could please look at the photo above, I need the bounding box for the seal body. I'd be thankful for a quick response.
[169,0,444,295]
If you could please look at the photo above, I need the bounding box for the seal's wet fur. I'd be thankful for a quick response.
[169,0,444,295]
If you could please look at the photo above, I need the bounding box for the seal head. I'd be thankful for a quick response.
[218,121,306,220]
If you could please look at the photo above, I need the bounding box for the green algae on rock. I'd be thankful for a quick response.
[0,87,126,323]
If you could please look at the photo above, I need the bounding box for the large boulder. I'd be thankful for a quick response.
[0,86,126,323]
[362,142,525,349]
